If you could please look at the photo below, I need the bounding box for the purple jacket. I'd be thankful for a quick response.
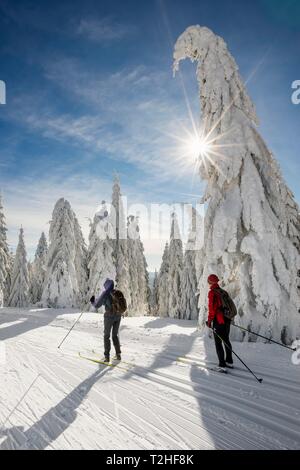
[93,279,114,310]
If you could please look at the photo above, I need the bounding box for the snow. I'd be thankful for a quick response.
[1,308,300,450]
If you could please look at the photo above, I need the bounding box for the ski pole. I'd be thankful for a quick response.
[232,323,296,351]
[213,329,263,384]
[58,311,84,349]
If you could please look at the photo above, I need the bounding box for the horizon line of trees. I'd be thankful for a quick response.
[0,178,202,320]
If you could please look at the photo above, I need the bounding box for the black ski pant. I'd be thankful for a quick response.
[104,314,121,357]
[213,319,233,367]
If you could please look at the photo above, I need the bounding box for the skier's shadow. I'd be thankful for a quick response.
[189,333,224,449]
[0,365,111,450]
[122,328,198,386]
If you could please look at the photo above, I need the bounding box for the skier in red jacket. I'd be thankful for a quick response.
[206,274,233,372]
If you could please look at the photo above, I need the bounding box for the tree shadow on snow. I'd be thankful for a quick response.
[0,365,111,450]
[0,308,79,342]
[144,317,198,329]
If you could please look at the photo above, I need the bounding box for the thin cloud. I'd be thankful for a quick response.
[76,17,134,43]
[6,59,198,185]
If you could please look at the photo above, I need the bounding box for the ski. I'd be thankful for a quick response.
[78,353,131,371]
[78,352,116,367]
[177,357,228,374]
[91,349,133,367]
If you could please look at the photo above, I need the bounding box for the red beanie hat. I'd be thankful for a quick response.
[208,274,219,284]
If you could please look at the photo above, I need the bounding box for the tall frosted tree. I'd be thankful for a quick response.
[8,227,29,308]
[174,26,300,342]
[6,249,15,305]
[167,213,183,319]
[0,195,10,307]
[150,270,159,316]
[88,200,116,308]
[111,176,131,307]
[157,243,170,317]
[42,198,88,308]
[181,209,200,320]
[29,232,48,304]
[127,215,150,316]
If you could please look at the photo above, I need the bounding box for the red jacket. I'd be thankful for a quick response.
[208,283,225,325]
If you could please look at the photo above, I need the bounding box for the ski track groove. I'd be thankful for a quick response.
[113,380,263,450]
[181,353,300,386]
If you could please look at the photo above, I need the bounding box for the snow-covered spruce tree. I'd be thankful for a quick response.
[111,176,131,309]
[29,232,48,304]
[42,198,88,308]
[0,195,10,307]
[157,243,170,317]
[173,26,300,342]
[150,270,159,316]
[167,213,183,319]
[87,200,116,309]
[5,249,14,305]
[8,227,29,308]
[180,209,200,320]
[127,215,150,316]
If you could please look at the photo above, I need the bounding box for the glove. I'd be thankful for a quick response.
[206,321,212,329]
[90,295,95,304]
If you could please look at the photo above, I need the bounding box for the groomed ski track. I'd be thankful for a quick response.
[0,308,300,450]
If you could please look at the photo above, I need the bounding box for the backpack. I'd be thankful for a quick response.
[214,288,237,320]
[110,289,127,315]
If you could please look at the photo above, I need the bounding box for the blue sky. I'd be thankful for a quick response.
[0,0,299,270]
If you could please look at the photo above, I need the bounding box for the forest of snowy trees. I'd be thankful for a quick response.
[0,178,201,319]
[0,178,153,316]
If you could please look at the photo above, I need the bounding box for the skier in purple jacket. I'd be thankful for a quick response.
[90,278,122,363]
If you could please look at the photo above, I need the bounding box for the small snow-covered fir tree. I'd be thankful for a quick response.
[167,213,183,319]
[180,209,200,320]
[8,227,29,307]
[173,26,300,342]
[150,270,159,316]
[111,176,131,308]
[157,243,170,317]
[5,249,14,305]
[88,200,116,308]
[42,198,88,308]
[0,195,10,307]
[127,215,150,316]
[29,232,48,304]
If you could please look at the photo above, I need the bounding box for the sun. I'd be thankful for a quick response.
[188,136,211,159]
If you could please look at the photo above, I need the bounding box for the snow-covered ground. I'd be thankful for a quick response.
[0,308,300,450]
